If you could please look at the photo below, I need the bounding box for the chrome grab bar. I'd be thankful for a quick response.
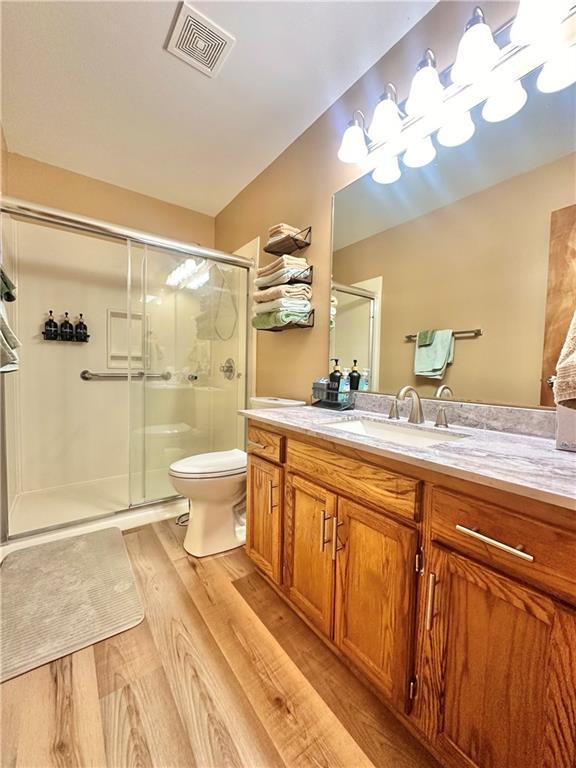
[455,524,534,562]
[80,369,171,381]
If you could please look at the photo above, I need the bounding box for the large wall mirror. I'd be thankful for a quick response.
[331,66,576,408]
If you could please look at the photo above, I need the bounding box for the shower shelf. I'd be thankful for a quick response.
[258,310,315,332]
[263,226,311,256]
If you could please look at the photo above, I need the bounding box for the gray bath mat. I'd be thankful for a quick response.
[0,527,144,682]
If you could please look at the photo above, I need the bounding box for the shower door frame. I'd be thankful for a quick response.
[0,198,255,541]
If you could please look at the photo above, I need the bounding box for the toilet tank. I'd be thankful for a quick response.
[250,396,306,409]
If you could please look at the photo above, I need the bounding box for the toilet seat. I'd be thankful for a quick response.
[169,448,247,480]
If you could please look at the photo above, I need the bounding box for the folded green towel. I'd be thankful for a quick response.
[252,310,311,330]
[414,329,454,379]
[1,268,16,302]
[417,329,435,347]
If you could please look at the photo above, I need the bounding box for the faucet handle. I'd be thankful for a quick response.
[435,405,449,428]
[388,399,400,420]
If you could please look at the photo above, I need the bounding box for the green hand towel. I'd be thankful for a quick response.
[417,329,436,347]
[252,310,311,330]
[1,268,16,302]
[414,329,454,379]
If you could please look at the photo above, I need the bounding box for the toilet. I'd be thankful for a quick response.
[168,448,247,557]
[169,398,304,557]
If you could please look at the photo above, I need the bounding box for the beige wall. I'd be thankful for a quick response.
[333,155,575,406]
[3,152,215,247]
[215,2,517,402]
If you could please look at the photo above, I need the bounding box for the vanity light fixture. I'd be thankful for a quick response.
[372,154,402,184]
[405,49,444,117]
[482,77,528,122]
[368,84,403,144]
[537,44,576,92]
[437,108,476,147]
[403,136,437,168]
[510,0,572,47]
[451,7,500,86]
[337,110,368,164]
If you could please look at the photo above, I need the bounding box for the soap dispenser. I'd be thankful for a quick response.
[60,312,74,341]
[74,313,89,342]
[329,358,342,402]
[349,360,361,391]
[43,310,59,340]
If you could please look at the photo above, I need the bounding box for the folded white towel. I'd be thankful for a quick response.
[253,284,312,303]
[254,266,311,288]
[257,255,308,277]
[253,298,311,315]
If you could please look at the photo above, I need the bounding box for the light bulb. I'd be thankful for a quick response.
[437,109,476,147]
[368,85,402,144]
[451,7,500,86]
[372,155,401,184]
[510,0,571,46]
[482,79,527,122]
[537,46,576,93]
[337,114,368,164]
[403,136,436,168]
[406,49,444,117]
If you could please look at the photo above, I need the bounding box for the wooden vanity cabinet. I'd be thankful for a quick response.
[420,544,576,768]
[246,455,283,584]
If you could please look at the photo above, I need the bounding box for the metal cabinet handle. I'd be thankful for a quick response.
[267,480,273,515]
[455,524,534,562]
[425,572,436,631]
[248,440,266,450]
[319,510,332,552]
[331,517,343,560]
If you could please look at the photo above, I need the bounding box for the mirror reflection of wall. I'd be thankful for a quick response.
[331,68,576,408]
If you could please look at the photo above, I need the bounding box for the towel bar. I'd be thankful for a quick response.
[80,369,171,381]
[405,328,483,342]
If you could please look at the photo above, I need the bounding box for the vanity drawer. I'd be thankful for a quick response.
[430,487,576,603]
[286,438,421,521]
[247,424,285,464]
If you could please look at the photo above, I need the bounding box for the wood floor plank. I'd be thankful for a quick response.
[0,647,107,768]
[234,569,441,768]
[123,525,284,768]
[159,525,377,768]
[99,667,196,768]
[94,618,161,699]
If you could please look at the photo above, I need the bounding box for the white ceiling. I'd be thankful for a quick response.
[2,1,435,216]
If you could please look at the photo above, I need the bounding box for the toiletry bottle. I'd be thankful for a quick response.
[44,310,59,340]
[60,312,74,341]
[329,359,342,402]
[339,367,351,403]
[349,359,361,391]
[359,368,370,392]
[74,313,88,342]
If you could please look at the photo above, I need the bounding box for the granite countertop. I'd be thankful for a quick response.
[240,406,576,511]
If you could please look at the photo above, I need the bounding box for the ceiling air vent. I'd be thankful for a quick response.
[166,3,235,78]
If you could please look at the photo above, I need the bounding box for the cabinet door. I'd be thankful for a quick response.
[246,456,283,584]
[285,473,337,637]
[420,545,576,768]
[334,497,418,712]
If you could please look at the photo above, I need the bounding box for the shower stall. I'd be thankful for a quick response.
[0,201,251,539]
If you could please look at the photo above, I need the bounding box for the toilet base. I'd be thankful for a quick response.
[183,497,246,558]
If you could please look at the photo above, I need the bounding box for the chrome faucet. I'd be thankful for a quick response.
[435,384,453,399]
[396,385,424,424]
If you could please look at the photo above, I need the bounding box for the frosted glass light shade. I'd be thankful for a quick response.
[482,79,527,122]
[372,155,401,184]
[368,98,402,143]
[406,66,444,116]
[403,137,436,168]
[451,21,500,85]
[337,123,368,163]
[537,46,576,93]
[437,110,476,147]
[510,0,571,46]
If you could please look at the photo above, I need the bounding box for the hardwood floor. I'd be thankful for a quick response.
[0,521,439,768]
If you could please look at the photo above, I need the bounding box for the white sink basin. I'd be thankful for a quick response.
[325,418,467,448]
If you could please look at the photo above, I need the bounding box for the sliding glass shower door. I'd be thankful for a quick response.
[128,244,248,506]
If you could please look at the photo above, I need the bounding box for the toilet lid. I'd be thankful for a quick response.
[169,449,247,478]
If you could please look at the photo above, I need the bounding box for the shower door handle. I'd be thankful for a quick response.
[187,374,199,381]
